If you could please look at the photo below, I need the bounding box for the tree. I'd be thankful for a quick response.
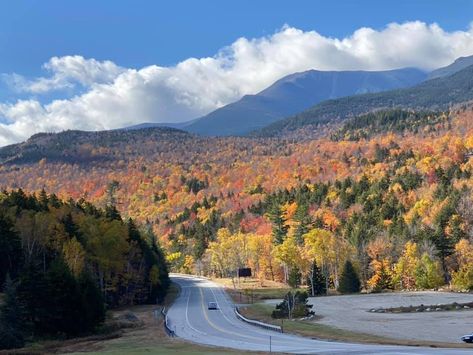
[273,235,300,283]
[271,291,314,319]
[288,266,302,288]
[414,253,444,289]
[451,239,473,290]
[338,261,361,294]
[40,258,83,335]
[304,228,350,290]
[392,241,420,290]
[307,260,326,296]
[0,276,24,349]
[77,272,105,332]
[0,215,22,289]
[367,259,392,292]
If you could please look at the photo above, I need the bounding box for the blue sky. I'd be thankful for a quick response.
[1,0,472,75]
[0,0,473,146]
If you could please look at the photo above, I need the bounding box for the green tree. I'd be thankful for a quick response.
[338,261,361,294]
[271,291,314,319]
[415,253,444,289]
[288,266,302,288]
[0,276,24,349]
[0,215,22,289]
[307,260,327,296]
[77,272,105,331]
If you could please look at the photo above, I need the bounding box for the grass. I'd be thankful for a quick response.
[10,283,255,355]
[211,277,306,303]
[240,302,472,349]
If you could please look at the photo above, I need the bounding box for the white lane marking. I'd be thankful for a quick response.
[185,285,207,336]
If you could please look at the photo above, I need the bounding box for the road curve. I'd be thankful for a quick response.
[167,274,470,354]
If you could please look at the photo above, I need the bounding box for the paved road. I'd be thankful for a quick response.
[167,274,471,354]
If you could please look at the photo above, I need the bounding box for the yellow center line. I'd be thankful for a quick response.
[199,287,264,342]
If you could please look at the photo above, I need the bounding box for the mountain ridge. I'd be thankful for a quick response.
[183,67,427,136]
[253,63,473,138]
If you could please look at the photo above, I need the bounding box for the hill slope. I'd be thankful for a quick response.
[254,64,473,138]
[184,68,427,136]
[0,127,192,165]
[428,55,473,80]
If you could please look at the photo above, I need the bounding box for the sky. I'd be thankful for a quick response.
[1,0,473,145]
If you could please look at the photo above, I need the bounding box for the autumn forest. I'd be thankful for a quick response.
[1,106,473,301]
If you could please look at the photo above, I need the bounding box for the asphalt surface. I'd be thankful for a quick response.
[167,274,471,354]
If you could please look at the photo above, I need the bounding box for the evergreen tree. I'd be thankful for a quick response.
[307,261,327,296]
[77,272,105,331]
[288,266,302,288]
[338,261,361,294]
[0,215,22,289]
[0,276,24,350]
[36,258,82,335]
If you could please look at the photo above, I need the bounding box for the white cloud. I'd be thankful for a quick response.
[4,55,125,94]
[1,21,473,146]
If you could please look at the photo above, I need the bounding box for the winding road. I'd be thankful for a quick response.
[167,274,471,354]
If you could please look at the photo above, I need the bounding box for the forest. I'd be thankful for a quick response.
[1,106,473,314]
[0,189,169,349]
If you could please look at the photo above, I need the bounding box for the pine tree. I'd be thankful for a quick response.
[307,260,327,296]
[0,276,25,349]
[288,266,302,288]
[77,272,105,332]
[338,260,361,294]
[0,215,22,289]
[41,258,82,335]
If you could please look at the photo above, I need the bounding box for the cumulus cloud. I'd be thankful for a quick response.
[1,21,473,146]
[3,55,125,94]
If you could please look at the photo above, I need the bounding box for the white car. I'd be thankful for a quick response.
[461,333,473,343]
[208,302,218,310]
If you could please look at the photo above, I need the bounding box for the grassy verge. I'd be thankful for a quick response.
[8,283,253,355]
[211,277,306,304]
[240,303,471,349]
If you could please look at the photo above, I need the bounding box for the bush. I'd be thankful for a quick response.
[271,291,314,319]
[338,261,361,294]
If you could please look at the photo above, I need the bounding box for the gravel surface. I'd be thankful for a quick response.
[268,291,473,343]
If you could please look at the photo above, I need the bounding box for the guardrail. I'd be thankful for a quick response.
[234,306,282,333]
[160,307,175,337]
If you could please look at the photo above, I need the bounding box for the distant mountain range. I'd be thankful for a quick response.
[427,55,473,80]
[183,68,427,136]
[254,60,473,137]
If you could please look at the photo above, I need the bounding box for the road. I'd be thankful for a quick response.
[167,274,471,354]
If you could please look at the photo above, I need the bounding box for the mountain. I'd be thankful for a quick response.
[184,68,427,136]
[0,127,192,165]
[428,55,473,80]
[254,63,473,138]
[124,119,197,130]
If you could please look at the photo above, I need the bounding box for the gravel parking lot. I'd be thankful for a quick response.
[266,291,473,343]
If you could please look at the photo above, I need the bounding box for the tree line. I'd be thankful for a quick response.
[0,189,169,349]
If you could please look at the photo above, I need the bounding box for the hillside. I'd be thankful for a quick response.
[428,54,473,79]
[184,68,427,136]
[254,64,473,138]
[0,127,193,165]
